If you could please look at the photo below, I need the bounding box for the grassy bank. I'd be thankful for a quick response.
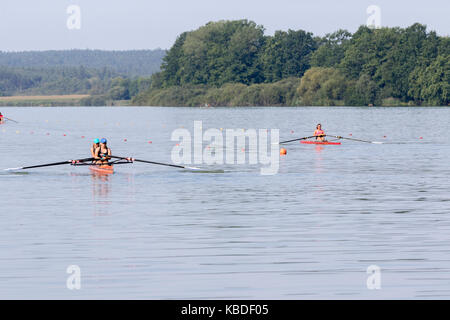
[0,94,90,106]
[131,75,440,107]
[132,78,301,107]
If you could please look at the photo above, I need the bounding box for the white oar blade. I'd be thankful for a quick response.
[185,166,202,171]
[4,167,22,171]
[372,142,383,144]
[185,166,224,173]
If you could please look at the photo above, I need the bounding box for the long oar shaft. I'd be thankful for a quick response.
[5,117,18,123]
[135,159,190,169]
[111,156,199,170]
[5,157,94,171]
[327,135,383,144]
[279,135,319,144]
[21,161,72,170]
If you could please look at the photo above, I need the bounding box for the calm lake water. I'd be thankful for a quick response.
[1,106,450,299]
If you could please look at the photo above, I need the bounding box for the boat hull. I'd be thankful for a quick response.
[89,164,114,175]
[301,141,341,145]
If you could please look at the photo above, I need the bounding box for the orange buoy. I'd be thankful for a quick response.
[280,148,287,155]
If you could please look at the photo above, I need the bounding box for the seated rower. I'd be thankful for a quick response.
[314,124,326,141]
[0,112,4,124]
[94,138,112,165]
[91,139,100,159]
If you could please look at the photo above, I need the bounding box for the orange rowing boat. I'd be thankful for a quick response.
[300,141,341,145]
[89,164,114,175]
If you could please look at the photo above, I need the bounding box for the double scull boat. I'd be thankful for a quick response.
[4,155,201,174]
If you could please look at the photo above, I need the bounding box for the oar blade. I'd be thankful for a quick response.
[185,166,202,171]
[4,167,23,172]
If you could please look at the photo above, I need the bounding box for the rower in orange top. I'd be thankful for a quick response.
[314,123,326,141]
[94,138,112,164]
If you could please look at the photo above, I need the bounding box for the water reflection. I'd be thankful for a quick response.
[91,173,112,216]
[314,145,324,173]
[2,107,450,299]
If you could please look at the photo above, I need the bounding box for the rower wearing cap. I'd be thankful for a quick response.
[314,124,326,142]
[94,138,111,164]
[91,139,100,158]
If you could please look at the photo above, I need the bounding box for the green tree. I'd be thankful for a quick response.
[310,29,352,68]
[344,74,379,106]
[296,67,348,106]
[260,29,317,82]
[409,54,449,105]
[160,20,265,87]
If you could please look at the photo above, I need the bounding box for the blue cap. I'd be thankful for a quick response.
[94,138,100,144]
[101,138,107,144]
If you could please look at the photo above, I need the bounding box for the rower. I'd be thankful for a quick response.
[91,139,100,158]
[0,112,4,124]
[314,124,326,141]
[94,138,112,164]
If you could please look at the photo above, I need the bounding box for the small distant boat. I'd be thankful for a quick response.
[89,164,114,175]
[301,141,341,145]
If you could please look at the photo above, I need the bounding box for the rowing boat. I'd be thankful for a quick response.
[5,155,202,174]
[89,164,114,175]
[300,141,341,145]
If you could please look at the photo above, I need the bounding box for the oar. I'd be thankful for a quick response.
[5,117,18,123]
[111,156,201,171]
[327,135,383,144]
[4,157,94,171]
[279,135,320,145]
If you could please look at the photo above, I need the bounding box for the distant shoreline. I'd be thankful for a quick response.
[0,95,446,108]
[0,95,90,107]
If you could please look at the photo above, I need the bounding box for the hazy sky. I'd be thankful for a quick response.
[0,0,448,51]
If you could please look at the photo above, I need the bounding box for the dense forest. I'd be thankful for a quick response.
[0,49,165,76]
[133,20,449,107]
[0,49,164,103]
[0,66,120,96]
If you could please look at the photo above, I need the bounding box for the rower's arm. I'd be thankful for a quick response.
[93,147,100,159]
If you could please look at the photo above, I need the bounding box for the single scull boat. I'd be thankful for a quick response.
[300,141,341,145]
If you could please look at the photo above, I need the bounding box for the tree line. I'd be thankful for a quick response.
[0,49,164,103]
[0,49,165,77]
[133,20,449,106]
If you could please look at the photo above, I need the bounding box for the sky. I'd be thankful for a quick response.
[0,0,448,51]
